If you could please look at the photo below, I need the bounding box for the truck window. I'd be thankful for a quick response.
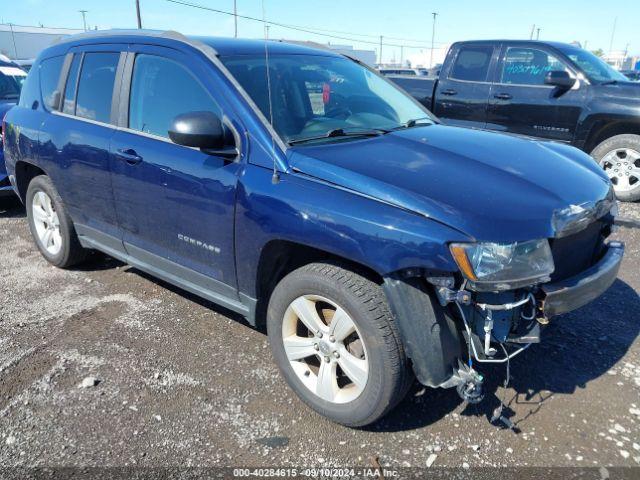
[39,55,65,111]
[62,54,82,115]
[449,46,493,82]
[128,54,220,139]
[500,47,567,86]
[75,52,119,124]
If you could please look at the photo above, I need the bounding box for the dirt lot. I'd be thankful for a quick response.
[0,196,639,471]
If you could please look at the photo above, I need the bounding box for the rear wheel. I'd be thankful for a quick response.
[26,175,88,268]
[267,262,412,427]
[591,134,640,202]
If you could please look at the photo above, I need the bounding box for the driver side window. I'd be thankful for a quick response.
[501,47,568,86]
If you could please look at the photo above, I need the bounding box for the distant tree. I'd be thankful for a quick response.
[591,48,605,58]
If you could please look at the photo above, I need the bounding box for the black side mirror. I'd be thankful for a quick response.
[169,111,226,149]
[544,70,576,89]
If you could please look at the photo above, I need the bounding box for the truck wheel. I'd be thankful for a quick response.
[26,175,88,268]
[267,262,413,427]
[591,134,640,202]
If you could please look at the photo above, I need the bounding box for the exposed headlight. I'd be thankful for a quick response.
[450,239,555,291]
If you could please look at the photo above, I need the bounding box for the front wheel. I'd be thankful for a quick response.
[591,134,640,202]
[267,262,412,427]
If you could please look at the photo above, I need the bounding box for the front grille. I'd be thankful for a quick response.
[549,220,606,282]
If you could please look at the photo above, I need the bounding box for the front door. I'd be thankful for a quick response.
[109,46,242,295]
[432,43,498,129]
[486,44,585,142]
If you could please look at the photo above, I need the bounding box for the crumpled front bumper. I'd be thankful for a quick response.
[540,241,624,318]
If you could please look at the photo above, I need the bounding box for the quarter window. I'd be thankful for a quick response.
[128,54,220,139]
[39,55,65,111]
[500,47,568,86]
[75,52,120,123]
[450,46,494,82]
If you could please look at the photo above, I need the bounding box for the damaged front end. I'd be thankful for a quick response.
[383,196,624,409]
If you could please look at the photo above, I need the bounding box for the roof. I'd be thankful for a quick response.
[51,29,340,57]
[453,39,579,50]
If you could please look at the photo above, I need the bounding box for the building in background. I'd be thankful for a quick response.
[0,24,83,61]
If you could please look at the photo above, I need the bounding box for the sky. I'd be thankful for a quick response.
[2,0,638,63]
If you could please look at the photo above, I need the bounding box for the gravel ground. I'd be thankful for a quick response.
[0,196,639,471]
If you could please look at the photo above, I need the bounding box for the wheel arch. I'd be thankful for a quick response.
[14,160,47,203]
[253,239,383,328]
[585,120,640,154]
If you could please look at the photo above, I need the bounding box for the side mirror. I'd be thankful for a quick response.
[168,111,225,150]
[544,70,576,89]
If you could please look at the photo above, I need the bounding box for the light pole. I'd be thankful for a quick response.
[79,10,88,31]
[233,0,238,37]
[536,28,540,40]
[379,35,383,66]
[135,0,142,29]
[609,17,617,54]
[430,12,438,68]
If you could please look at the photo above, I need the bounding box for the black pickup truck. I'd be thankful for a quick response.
[390,40,640,201]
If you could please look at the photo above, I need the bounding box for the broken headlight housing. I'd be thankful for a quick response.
[450,239,555,292]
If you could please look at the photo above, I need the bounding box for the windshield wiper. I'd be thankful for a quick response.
[600,80,619,85]
[288,128,388,145]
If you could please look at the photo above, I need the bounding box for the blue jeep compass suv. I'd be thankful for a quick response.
[2,30,624,426]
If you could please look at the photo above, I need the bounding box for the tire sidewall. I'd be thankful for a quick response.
[26,176,74,267]
[591,134,640,202]
[267,268,394,426]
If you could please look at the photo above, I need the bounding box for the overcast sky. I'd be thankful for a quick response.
[3,0,638,62]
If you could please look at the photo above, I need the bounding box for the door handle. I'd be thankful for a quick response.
[494,93,513,100]
[116,148,143,165]
[440,88,458,96]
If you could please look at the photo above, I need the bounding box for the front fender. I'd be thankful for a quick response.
[235,165,470,298]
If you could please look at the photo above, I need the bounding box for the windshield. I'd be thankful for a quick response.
[0,66,26,100]
[557,47,628,83]
[220,53,432,144]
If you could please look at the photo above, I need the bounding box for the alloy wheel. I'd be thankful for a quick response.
[32,190,62,256]
[599,148,640,194]
[281,295,369,404]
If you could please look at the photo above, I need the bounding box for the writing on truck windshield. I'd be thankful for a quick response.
[220,54,431,144]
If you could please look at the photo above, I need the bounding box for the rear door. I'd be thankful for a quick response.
[486,44,585,142]
[39,46,125,249]
[432,43,498,128]
[110,44,242,296]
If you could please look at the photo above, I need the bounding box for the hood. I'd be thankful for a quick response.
[288,125,612,243]
[591,81,640,101]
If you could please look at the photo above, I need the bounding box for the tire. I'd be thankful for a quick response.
[26,175,88,268]
[591,134,640,202]
[267,262,413,427]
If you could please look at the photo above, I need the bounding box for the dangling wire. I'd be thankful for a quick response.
[261,0,280,184]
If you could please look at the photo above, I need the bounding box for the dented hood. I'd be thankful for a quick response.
[288,125,612,243]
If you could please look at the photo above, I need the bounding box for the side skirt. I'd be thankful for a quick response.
[76,224,258,325]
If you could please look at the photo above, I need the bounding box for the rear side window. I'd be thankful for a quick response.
[449,46,494,82]
[128,54,220,138]
[75,52,119,123]
[39,55,65,110]
[500,47,567,86]
[62,54,82,114]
